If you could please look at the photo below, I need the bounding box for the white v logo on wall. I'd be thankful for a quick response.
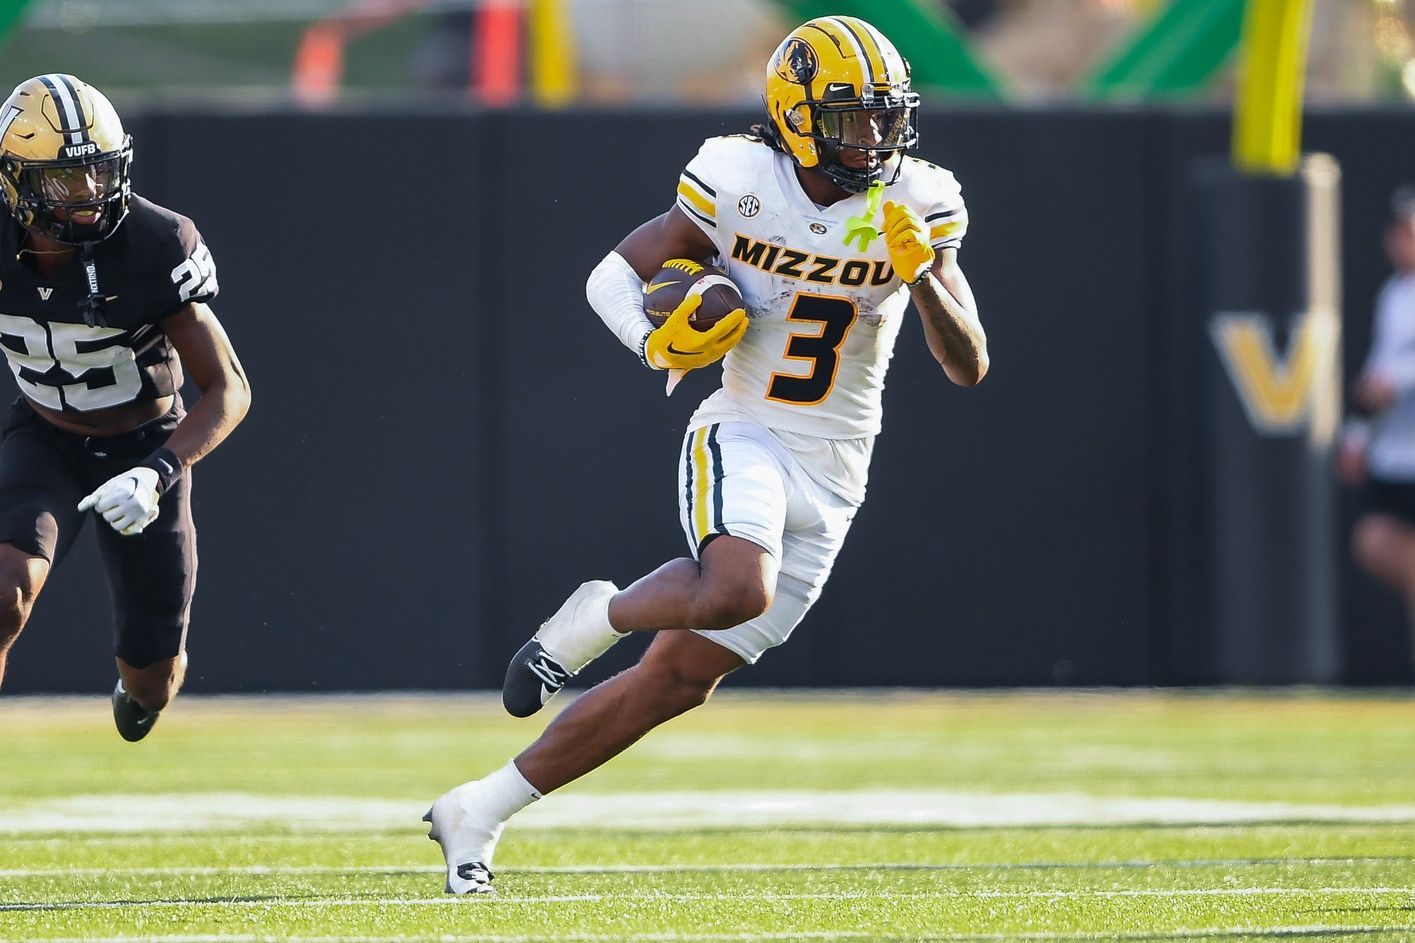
[1209,309,1340,441]
[36,287,52,300]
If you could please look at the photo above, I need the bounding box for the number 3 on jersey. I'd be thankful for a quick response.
[766,293,858,406]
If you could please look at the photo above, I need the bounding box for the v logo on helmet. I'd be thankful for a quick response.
[0,107,21,145]
[1209,310,1340,434]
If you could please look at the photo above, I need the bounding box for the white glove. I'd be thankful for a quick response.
[78,467,162,536]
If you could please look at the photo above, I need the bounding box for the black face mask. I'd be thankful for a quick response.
[3,139,132,244]
[807,99,919,193]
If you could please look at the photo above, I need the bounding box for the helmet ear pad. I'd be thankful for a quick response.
[0,160,27,229]
[773,101,820,169]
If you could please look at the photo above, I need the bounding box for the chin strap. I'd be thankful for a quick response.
[78,240,107,327]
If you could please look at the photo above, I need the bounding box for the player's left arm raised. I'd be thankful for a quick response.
[883,200,988,387]
[78,302,250,536]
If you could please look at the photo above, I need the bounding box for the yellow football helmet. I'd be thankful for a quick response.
[764,16,919,193]
[0,74,132,243]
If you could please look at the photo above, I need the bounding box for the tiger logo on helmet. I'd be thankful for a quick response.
[764,16,919,193]
[775,37,819,86]
[0,74,133,244]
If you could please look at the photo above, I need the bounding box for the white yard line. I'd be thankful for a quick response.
[0,856,1405,879]
[4,790,1415,835]
[3,886,1412,912]
[8,820,1400,848]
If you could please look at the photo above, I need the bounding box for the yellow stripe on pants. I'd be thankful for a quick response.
[692,428,711,544]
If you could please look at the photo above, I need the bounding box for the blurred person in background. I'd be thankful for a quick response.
[425,15,987,894]
[1339,185,1415,668]
[973,0,1138,94]
[945,0,1000,30]
[572,0,785,103]
[409,10,476,90]
[0,74,250,740]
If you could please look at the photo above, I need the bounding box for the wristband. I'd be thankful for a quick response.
[906,268,932,288]
[140,447,182,494]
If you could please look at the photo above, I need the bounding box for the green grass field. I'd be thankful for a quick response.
[1,689,1413,941]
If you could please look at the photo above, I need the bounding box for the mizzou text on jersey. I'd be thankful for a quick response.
[678,134,967,448]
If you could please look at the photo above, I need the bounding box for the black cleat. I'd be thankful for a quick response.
[452,860,494,894]
[111,680,160,742]
[502,638,573,718]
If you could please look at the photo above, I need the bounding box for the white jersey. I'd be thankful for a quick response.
[1363,273,1415,480]
[672,135,968,498]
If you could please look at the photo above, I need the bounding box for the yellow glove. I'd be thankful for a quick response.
[643,293,748,371]
[883,200,935,285]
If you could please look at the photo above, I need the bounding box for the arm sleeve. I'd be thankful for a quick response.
[586,251,654,364]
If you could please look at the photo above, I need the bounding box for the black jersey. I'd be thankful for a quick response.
[0,195,219,413]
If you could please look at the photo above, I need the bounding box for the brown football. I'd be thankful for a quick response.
[643,260,744,330]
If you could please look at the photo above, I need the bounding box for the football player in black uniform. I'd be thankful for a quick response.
[0,75,250,740]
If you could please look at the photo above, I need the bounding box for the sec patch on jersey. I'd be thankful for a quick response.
[643,259,743,331]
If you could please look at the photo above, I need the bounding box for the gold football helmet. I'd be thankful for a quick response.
[0,74,132,243]
[765,16,919,193]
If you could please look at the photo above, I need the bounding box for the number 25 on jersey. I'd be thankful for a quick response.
[0,313,141,411]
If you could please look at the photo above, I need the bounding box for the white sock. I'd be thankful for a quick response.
[473,760,542,824]
[439,762,541,874]
[538,580,628,670]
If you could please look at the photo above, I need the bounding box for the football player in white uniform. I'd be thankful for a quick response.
[1341,187,1415,667]
[426,16,987,893]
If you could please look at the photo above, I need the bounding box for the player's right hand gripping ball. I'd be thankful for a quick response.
[882,200,935,285]
[642,260,747,371]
